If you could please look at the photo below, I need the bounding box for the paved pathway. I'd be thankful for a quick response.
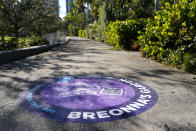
[0,37,195,131]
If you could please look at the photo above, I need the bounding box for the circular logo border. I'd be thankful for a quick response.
[18,76,158,123]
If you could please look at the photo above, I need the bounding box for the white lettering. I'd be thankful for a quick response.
[83,112,96,119]
[140,94,152,99]
[96,111,110,119]
[134,83,144,88]
[140,89,150,93]
[67,112,81,119]
[120,105,136,113]
[129,102,144,109]
[138,87,150,93]
[137,99,150,104]
[119,79,146,89]
[109,109,123,116]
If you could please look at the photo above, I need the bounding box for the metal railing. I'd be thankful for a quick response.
[43,31,67,45]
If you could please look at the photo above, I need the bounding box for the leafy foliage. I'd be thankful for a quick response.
[0,0,60,38]
[138,0,196,73]
[78,2,107,42]
[104,0,154,21]
[106,19,146,50]
[0,0,59,51]
[63,0,89,36]
[78,30,87,38]
[87,2,107,42]
[64,12,86,36]
[0,36,49,51]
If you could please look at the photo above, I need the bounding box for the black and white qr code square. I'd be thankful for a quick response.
[100,88,123,95]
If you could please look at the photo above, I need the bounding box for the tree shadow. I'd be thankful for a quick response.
[0,38,195,130]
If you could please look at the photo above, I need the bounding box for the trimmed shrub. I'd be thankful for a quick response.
[29,35,49,46]
[78,30,83,37]
[0,36,49,51]
[138,0,196,74]
[78,30,87,38]
[80,21,106,42]
[106,19,146,50]
[88,29,97,40]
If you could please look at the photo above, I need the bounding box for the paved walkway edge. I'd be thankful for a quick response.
[0,38,70,66]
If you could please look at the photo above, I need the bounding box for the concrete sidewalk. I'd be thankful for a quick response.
[0,37,195,131]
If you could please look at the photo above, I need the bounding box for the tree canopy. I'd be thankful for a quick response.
[0,0,60,39]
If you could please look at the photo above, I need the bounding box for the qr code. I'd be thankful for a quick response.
[100,88,123,95]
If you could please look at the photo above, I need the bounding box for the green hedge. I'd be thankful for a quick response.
[85,21,106,42]
[138,0,196,74]
[106,19,146,50]
[78,30,86,38]
[0,36,49,51]
[78,22,107,43]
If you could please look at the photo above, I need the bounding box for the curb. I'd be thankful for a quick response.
[0,38,70,66]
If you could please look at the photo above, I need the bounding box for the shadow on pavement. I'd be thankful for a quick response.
[0,39,195,131]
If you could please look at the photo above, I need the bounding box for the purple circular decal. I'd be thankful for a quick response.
[18,76,158,123]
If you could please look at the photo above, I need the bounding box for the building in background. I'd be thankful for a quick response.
[55,0,60,16]
[63,0,91,18]
[65,0,73,15]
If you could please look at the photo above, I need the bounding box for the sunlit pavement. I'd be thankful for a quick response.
[0,37,195,131]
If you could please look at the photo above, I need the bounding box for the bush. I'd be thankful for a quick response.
[68,25,79,36]
[78,30,83,37]
[106,18,146,50]
[78,2,107,43]
[85,22,99,40]
[87,29,97,40]
[0,36,49,51]
[78,30,87,38]
[29,35,49,46]
[79,21,106,42]
[138,0,196,74]
[0,37,17,51]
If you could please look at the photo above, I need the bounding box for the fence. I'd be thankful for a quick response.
[0,31,69,65]
[43,31,67,45]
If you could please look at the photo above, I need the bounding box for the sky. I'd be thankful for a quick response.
[59,0,90,19]
[59,0,66,19]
